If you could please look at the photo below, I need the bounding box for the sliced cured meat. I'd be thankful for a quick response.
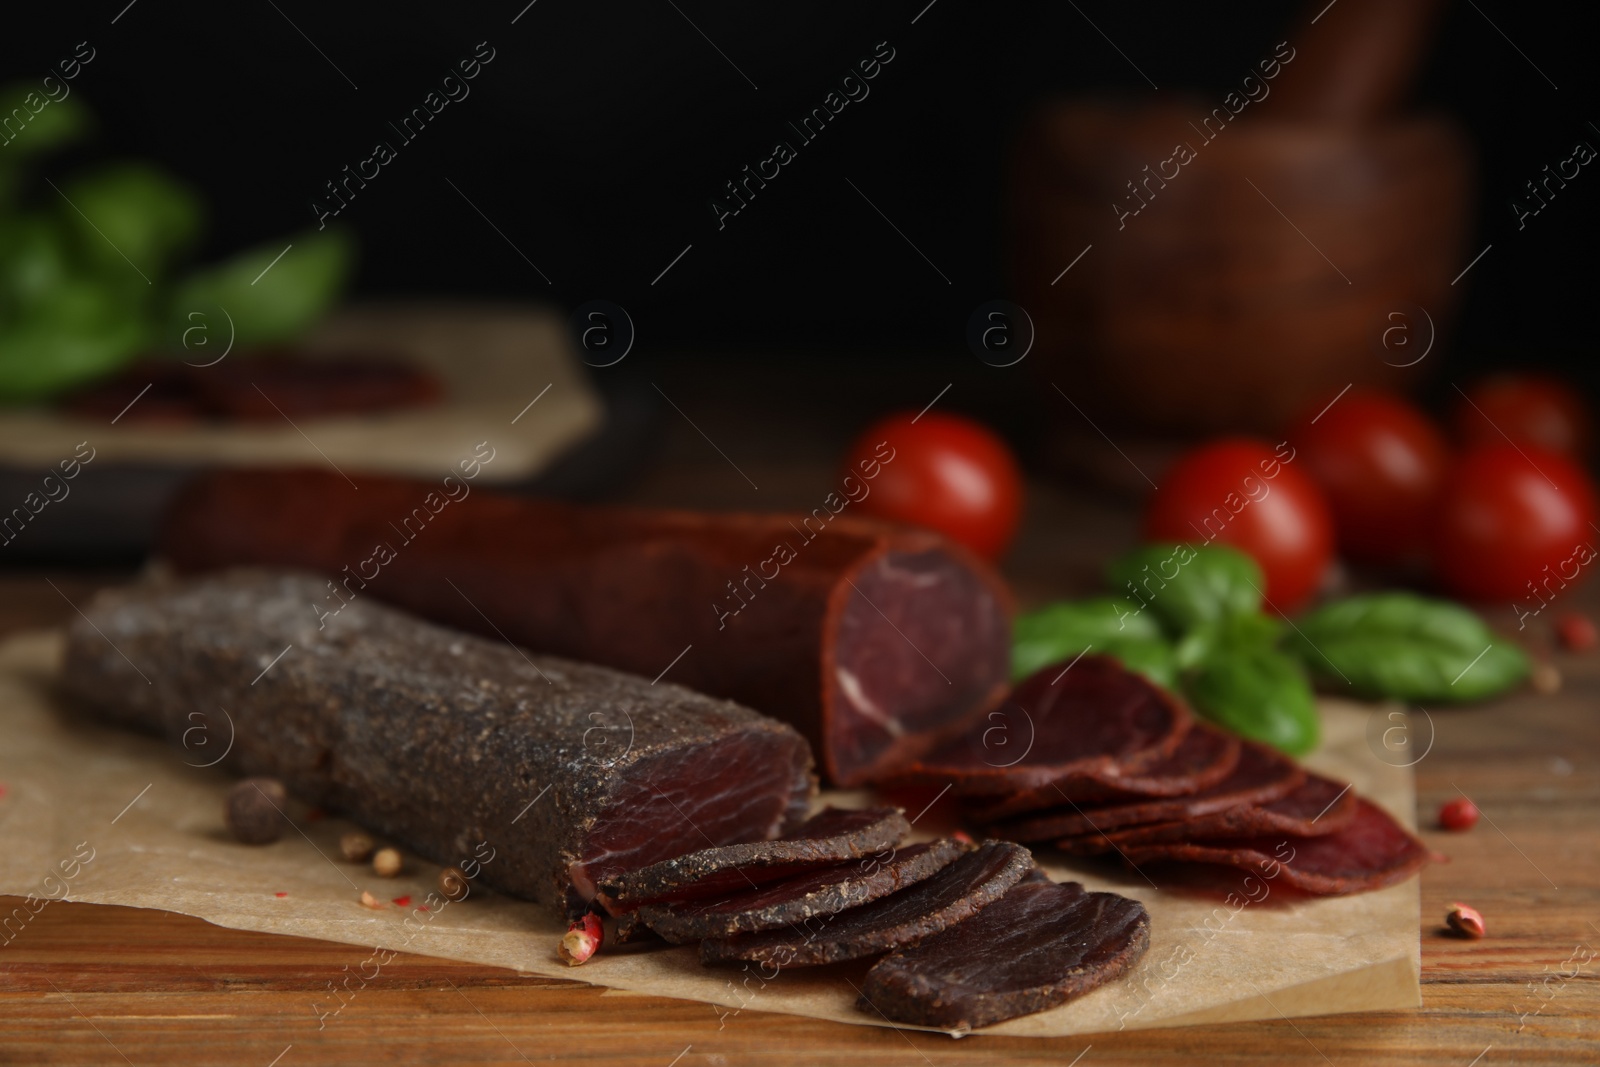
[859,878,1151,1030]
[1055,770,1357,856]
[994,741,1305,843]
[890,656,1191,796]
[639,839,968,944]
[700,841,1034,967]
[598,806,909,910]
[970,723,1241,822]
[159,468,1013,786]
[1118,797,1430,895]
[58,571,814,916]
[62,353,443,422]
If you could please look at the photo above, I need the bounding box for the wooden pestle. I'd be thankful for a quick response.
[1256,0,1448,123]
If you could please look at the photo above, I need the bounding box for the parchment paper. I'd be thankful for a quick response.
[0,630,1421,1037]
[0,302,602,482]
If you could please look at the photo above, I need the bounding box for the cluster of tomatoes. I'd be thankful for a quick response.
[1149,376,1596,610]
[841,375,1597,613]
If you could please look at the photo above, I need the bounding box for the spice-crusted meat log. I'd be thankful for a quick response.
[158,468,1013,786]
[59,570,815,915]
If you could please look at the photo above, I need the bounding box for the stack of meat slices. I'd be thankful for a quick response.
[893,656,1430,896]
[597,805,1151,1030]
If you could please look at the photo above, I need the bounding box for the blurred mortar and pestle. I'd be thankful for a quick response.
[1009,0,1473,484]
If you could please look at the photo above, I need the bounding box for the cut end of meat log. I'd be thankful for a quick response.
[828,549,1012,785]
[859,877,1151,1031]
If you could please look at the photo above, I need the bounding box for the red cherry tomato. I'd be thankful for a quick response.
[1454,375,1592,458]
[1144,438,1334,612]
[1433,444,1598,602]
[1291,390,1451,565]
[842,412,1024,559]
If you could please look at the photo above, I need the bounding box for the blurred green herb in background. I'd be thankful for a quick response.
[0,84,353,402]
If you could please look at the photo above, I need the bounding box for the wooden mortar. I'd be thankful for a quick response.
[1007,0,1473,435]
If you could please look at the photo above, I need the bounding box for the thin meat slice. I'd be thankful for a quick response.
[994,741,1304,843]
[890,656,1191,796]
[971,723,1241,822]
[1118,797,1430,895]
[639,839,967,944]
[1055,770,1358,856]
[701,841,1034,967]
[859,878,1151,1030]
[599,806,908,911]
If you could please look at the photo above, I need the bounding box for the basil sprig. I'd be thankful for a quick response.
[1288,593,1530,702]
[1012,544,1528,757]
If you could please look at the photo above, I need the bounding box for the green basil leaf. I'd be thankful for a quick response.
[1288,592,1529,702]
[57,162,203,276]
[168,227,352,346]
[1186,645,1320,756]
[1010,598,1176,688]
[1174,612,1285,671]
[0,82,93,160]
[1107,543,1264,634]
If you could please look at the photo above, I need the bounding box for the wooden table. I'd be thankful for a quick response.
[2,423,1597,1065]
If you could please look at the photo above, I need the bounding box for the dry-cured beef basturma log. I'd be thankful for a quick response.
[1119,797,1430,895]
[58,570,814,916]
[889,656,1191,797]
[1054,770,1358,856]
[994,740,1305,844]
[598,806,909,911]
[638,839,969,943]
[701,841,1035,967]
[859,878,1151,1030]
[158,468,1012,786]
[970,722,1241,822]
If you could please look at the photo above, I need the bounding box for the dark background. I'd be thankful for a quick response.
[3,0,1595,420]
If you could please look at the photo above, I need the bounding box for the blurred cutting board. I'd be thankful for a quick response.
[0,302,648,562]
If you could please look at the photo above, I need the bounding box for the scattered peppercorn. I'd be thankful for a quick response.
[372,847,404,877]
[1446,902,1485,939]
[340,831,376,863]
[1557,613,1598,651]
[439,865,471,902]
[1531,660,1562,694]
[1439,797,1480,831]
[392,895,412,907]
[559,913,604,966]
[225,777,287,845]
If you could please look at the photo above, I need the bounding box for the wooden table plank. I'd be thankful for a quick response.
[2,473,1597,1065]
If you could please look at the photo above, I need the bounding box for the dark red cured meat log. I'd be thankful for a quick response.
[1054,770,1358,856]
[859,878,1151,1030]
[970,722,1241,822]
[700,841,1035,967]
[993,741,1305,843]
[1117,798,1430,895]
[638,839,969,943]
[58,571,814,916]
[158,468,1012,786]
[889,656,1191,796]
[597,806,909,911]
